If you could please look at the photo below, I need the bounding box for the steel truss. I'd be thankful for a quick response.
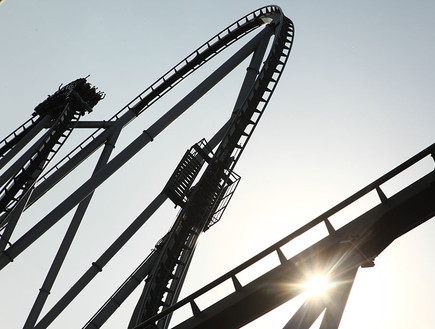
[0,6,296,329]
[2,4,433,329]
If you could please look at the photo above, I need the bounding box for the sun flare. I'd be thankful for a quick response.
[304,275,328,297]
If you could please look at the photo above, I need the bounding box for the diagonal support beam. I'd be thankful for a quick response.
[283,298,326,329]
[23,126,122,329]
[319,266,358,329]
[0,26,273,271]
[32,117,235,329]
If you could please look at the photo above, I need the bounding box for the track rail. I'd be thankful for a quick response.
[65,6,296,329]
[133,10,292,329]
[2,6,295,329]
[0,79,101,252]
[115,6,293,329]
[0,115,42,161]
[137,143,435,329]
[34,6,284,191]
[3,4,432,329]
[0,107,77,228]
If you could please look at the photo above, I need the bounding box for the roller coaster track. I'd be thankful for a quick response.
[0,115,42,163]
[2,4,433,329]
[0,79,102,251]
[28,5,287,206]
[0,108,75,226]
[136,143,435,329]
[0,5,297,329]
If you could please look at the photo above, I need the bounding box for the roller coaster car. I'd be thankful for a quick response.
[33,78,104,118]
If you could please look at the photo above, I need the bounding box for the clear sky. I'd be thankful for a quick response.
[1,1,434,328]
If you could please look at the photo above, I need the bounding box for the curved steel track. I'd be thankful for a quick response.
[81,6,295,329]
[125,7,294,329]
[3,4,433,329]
[0,5,294,329]
[34,6,289,196]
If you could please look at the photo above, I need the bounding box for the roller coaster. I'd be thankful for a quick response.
[0,6,434,329]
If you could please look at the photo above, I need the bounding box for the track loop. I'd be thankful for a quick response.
[126,6,294,329]
[35,6,287,190]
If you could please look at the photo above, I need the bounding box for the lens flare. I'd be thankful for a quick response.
[304,275,328,297]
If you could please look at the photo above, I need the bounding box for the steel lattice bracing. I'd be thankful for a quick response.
[84,7,294,329]
[0,6,297,329]
[1,4,433,329]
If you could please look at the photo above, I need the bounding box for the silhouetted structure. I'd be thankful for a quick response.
[1,5,434,329]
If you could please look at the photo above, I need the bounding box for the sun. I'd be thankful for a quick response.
[304,275,329,297]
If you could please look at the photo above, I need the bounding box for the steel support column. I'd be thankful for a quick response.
[283,298,326,329]
[319,266,358,329]
[283,262,359,329]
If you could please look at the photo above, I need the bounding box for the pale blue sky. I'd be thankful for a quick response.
[1,1,434,328]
